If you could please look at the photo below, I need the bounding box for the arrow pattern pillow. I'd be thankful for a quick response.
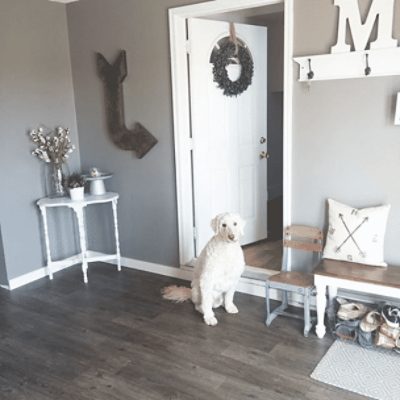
[323,199,390,267]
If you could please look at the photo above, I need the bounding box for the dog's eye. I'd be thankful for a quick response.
[222,224,227,228]
[234,222,237,226]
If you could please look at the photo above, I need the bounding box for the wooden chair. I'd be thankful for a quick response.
[265,225,323,337]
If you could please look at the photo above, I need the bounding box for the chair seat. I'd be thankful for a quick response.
[268,271,314,288]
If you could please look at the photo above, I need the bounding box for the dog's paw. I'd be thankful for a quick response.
[225,304,239,314]
[204,315,218,326]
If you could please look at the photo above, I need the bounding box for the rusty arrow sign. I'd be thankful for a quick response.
[96,50,158,159]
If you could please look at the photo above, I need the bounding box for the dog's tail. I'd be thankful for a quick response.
[161,285,192,303]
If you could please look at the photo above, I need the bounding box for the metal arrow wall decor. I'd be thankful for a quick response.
[96,50,158,159]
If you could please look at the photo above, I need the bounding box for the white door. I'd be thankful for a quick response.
[188,18,268,255]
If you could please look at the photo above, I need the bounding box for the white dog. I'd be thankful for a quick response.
[162,213,245,326]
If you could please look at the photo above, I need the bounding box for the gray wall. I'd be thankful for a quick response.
[67,0,400,268]
[66,0,200,267]
[293,0,400,266]
[2,0,399,282]
[0,0,80,280]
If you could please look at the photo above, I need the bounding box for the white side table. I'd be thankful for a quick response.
[37,193,121,283]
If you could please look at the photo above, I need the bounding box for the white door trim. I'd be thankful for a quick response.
[169,0,294,267]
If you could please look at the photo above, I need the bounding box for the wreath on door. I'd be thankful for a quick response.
[210,23,254,97]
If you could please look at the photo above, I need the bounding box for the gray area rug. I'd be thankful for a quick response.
[311,340,400,400]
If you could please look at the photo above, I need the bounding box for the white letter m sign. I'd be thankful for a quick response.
[331,0,398,53]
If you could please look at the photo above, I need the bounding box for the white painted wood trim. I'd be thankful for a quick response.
[169,0,293,267]
[115,257,305,305]
[169,0,284,18]
[395,92,400,126]
[8,258,74,291]
[3,251,299,306]
[5,251,117,291]
[294,48,400,82]
[283,0,293,267]
[4,254,399,317]
[120,257,193,281]
[169,10,195,265]
[315,274,400,303]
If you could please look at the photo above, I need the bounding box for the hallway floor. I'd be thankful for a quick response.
[0,264,363,400]
[243,239,283,271]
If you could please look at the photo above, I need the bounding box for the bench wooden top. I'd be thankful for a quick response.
[314,259,400,289]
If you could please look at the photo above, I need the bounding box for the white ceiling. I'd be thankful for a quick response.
[49,0,79,4]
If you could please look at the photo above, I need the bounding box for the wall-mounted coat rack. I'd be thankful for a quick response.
[294,48,400,82]
[294,0,400,82]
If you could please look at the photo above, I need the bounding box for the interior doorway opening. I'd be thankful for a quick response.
[195,6,284,272]
[169,0,293,276]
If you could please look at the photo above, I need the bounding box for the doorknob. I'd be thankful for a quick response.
[260,137,266,144]
[259,151,270,159]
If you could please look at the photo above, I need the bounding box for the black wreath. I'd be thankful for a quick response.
[210,38,254,97]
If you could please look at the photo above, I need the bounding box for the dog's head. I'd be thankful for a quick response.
[210,213,245,243]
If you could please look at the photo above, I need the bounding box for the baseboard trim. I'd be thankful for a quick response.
[7,261,73,291]
[5,254,398,312]
[116,257,308,308]
[5,251,116,291]
[119,257,193,281]
[3,254,308,308]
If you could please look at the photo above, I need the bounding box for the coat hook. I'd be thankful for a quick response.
[307,58,314,80]
[365,54,371,76]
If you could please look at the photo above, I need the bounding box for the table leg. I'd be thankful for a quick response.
[40,206,53,280]
[111,199,121,272]
[73,206,88,284]
[315,281,327,339]
[328,286,338,307]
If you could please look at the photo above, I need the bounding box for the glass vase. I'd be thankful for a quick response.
[51,163,65,197]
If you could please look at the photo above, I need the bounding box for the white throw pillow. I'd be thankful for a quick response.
[323,199,390,267]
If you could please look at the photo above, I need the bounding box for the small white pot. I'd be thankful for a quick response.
[69,187,85,201]
[90,179,106,195]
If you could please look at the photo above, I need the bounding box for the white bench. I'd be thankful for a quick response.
[314,259,400,338]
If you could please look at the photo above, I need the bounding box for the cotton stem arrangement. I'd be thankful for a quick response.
[30,126,75,166]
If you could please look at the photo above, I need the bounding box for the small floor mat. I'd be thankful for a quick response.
[311,340,400,400]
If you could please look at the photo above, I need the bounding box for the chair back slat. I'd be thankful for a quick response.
[284,225,323,241]
[283,239,323,253]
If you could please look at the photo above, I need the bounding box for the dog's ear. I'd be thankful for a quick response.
[210,215,220,233]
[211,214,225,234]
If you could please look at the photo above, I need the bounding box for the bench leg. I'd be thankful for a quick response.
[265,283,271,325]
[303,289,312,337]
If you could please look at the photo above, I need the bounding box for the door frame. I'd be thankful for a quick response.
[169,0,294,268]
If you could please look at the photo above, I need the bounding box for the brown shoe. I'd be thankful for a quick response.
[380,323,400,340]
[375,331,396,349]
[337,303,369,321]
[360,311,383,332]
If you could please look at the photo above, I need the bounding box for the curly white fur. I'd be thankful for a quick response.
[162,213,245,326]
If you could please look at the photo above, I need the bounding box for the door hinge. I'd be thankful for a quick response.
[186,40,191,54]
[193,227,197,240]
[188,137,194,150]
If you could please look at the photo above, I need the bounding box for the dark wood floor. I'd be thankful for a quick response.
[243,239,283,271]
[0,264,366,400]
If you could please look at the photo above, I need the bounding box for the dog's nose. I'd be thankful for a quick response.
[228,234,235,241]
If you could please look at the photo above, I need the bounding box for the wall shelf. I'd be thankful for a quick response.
[294,47,400,82]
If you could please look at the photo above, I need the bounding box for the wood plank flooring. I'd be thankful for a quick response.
[0,264,366,400]
[243,240,282,271]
